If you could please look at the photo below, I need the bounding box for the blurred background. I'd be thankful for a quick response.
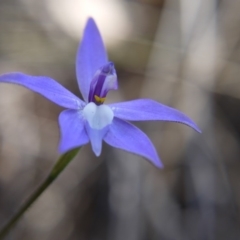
[0,0,239,239]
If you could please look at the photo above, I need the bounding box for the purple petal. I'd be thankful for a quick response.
[109,99,201,132]
[85,122,109,156]
[76,18,108,102]
[0,72,84,109]
[104,117,163,168]
[58,109,89,153]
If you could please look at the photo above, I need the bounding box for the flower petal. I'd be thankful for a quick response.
[0,72,84,109]
[76,18,108,102]
[104,117,163,168]
[58,109,89,153]
[109,99,201,132]
[83,102,113,156]
[85,122,109,157]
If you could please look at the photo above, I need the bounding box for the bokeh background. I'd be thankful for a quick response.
[0,0,240,239]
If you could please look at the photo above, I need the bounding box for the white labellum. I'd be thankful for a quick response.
[83,102,114,129]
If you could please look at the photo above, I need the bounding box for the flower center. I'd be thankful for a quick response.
[83,102,114,129]
[88,62,118,105]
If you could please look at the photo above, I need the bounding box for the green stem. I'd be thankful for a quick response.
[0,147,81,239]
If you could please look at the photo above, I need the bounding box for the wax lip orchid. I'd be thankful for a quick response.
[0,18,200,168]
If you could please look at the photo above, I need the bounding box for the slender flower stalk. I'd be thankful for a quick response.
[0,148,80,239]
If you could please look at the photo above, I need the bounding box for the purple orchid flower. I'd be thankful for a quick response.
[0,18,200,168]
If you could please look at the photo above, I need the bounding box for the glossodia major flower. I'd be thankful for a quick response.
[0,18,200,168]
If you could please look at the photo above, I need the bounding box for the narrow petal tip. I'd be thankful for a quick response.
[186,120,201,133]
[86,17,97,27]
[0,72,83,109]
[155,159,164,169]
[110,99,202,134]
[195,125,202,133]
[104,118,164,169]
